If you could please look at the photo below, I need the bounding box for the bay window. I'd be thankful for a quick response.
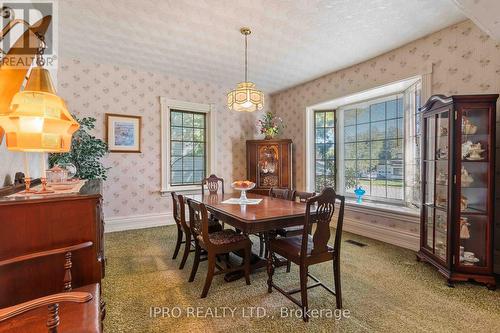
[308,78,422,207]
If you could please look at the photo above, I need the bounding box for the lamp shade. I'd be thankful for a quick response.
[227,82,264,112]
[0,67,79,152]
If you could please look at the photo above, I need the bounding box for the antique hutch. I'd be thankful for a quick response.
[417,94,498,289]
[246,139,293,195]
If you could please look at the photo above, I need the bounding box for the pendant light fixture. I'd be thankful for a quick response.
[227,27,264,112]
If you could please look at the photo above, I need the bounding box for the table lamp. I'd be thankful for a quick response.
[0,10,79,194]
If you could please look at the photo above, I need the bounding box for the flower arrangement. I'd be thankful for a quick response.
[257,112,285,139]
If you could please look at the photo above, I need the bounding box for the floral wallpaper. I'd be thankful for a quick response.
[271,20,500,237]
[58,58,263,218]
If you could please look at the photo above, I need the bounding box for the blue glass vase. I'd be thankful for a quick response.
[354,186,366,204]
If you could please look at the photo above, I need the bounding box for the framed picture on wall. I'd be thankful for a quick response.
[105,114,142,153]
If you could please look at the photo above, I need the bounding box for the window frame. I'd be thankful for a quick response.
[336,93,405,205]
[160,98,215,193]
[313,110,337,193]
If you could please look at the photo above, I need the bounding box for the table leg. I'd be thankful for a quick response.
[223,231,286,282]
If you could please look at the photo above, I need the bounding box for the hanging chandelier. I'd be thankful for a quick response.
[227,27,264,112]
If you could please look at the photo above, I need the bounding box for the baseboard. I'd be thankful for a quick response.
[342,217,420,251]
[104,212,420,251]
[105,213,174,233]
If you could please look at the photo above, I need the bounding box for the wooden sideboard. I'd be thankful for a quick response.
[0,180,105,307]
[246,139,293,195]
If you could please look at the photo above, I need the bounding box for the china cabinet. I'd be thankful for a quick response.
[417,94,498,289]
[246,139,293,195]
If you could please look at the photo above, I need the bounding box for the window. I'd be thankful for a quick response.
[307,77,423,206]
[160,98,214,193]
[341,96,404,201]
[314,111,336,192]
[170,110,206,186]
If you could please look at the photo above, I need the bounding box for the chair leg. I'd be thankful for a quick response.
[188,243,201,282]
[299,265,309,322]
[333,259,342,309]
[179,232,191,269]
[266,245,274,293]
[286,260,291,273]
[172,227,183,259]
[244,245,251,286]
[258,233,264,257]
[201,253,216,298]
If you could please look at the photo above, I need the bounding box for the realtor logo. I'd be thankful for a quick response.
[0,0,58,68]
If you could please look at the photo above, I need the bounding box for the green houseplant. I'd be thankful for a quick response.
[49,116,109,180]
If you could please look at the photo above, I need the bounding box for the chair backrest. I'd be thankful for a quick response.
[269,187,295,201]
[302,187,345,258]
[171,192,188,230]
[202,174,224,195]
[294,191,316,203]
[186,199,210,245]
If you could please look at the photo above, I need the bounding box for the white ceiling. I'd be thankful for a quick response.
[58,0,465,93]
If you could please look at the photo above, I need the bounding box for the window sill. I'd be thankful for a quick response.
[160,186,202,197]
[344,198,419,219]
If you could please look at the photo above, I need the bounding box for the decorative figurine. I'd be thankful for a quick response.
[354,185,366,204]
[467,142,485,160]
[436,170,448,185]
[462,116,477,135]
[462,140,472,158]
[436,145,448,159]
[461,166,474,187]
[460,195,468,212]
[460,217,470,239]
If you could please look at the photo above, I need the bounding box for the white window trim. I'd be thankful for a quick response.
[337,93,405,205]
[160,97,216,194]
[305,75,425,208]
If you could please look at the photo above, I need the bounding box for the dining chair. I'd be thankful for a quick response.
[277,191,316,238]
[269,187,295,201]
[201,174,224,195]
[171,192,222,269]
[187,199,251,298]
[201,174,225,228]
[277,190,316,272]
[266,187,345,322]
[263,187,296,257]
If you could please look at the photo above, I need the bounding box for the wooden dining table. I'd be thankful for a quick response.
[185,192,311,280]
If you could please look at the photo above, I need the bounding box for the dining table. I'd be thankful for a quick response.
[185,192,311,281]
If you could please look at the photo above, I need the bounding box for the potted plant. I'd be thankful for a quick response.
[256,112,285,140]
[49,116,109,180]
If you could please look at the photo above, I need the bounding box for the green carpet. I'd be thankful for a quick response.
[103,226,500,333]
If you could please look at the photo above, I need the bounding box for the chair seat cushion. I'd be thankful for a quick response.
[270,235,334,264]
[0,283,101,333]
[198,229,247,246]
[186,219,222,233]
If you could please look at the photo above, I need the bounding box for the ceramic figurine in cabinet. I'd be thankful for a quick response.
[461,166,474,187]
[462,116,477,135]
[460,217,470,239]
[460,195,468,211]
[466,142,485,160]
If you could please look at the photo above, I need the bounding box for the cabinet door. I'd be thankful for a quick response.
[456,107,491,271]
[422,109,450,263]
[257,143,280,188]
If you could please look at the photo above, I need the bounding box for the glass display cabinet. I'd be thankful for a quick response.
[246,139,293,195]
[417,94,498,289]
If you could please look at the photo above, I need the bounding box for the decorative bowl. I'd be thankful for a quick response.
[231,181,256,202]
